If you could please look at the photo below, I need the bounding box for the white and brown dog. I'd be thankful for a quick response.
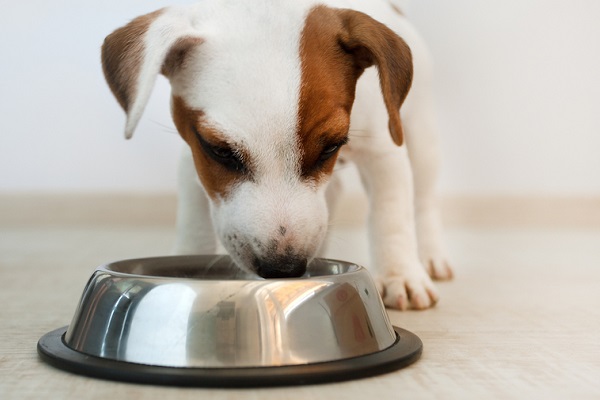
[101,0,453,310]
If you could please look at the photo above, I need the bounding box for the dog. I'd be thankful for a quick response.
[101,0,453,310]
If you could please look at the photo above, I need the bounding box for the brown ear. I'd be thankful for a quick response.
[101,9,164,116]
[337,9,413,146]
[101,8,202,139]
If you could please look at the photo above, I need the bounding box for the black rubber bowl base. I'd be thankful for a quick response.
[38,326,422,387]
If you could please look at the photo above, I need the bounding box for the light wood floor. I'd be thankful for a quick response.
[1,195,599,399]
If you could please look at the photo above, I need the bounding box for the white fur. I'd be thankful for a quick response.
[125,7,201,138]
[168,1,329,274]
[115,0,452,309]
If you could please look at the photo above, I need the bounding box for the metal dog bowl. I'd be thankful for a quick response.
[38,255,422,386]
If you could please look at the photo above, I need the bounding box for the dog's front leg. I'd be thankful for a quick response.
[173,148,218,255]
[355,145,438,310]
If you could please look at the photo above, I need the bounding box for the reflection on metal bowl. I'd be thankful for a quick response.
[38,255,422,386]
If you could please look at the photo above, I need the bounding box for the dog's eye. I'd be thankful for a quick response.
[323,144,339,155]
[318,137,348,162]
[193,128,246,172]
[210,145,235,160]
[318,145,339,162]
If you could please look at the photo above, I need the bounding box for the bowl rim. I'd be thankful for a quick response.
[95,254,365,282]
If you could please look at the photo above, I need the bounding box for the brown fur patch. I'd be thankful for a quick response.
[298,6,357,182]
[336,8,413,145]
[298,5,413,160]
[161,37,205,77]
[171,96,247,201]
[101,9,164,111]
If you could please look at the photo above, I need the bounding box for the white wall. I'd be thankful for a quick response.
[406,0,600,196]
[1,1,599,195]
[0,0,194,192]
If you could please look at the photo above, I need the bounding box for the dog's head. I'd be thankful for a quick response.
[102,3,412,278]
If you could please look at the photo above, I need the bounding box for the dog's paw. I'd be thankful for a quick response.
[424,257,454,281]
[378,269,439,311]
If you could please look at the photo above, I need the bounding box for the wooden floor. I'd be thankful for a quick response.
[1,196,599,399]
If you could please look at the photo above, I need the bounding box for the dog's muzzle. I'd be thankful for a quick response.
[254,255,308,279]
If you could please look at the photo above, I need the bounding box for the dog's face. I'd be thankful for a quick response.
[101,3,412,277]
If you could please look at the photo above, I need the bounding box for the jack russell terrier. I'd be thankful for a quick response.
[101,0,453,310]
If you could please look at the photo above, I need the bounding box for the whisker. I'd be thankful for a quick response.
[348,129,376,139]
[348,128,369,133]
[149,119,178,134]
[203,254,228,275]
[348,133,376,138]
[333,163,354,172]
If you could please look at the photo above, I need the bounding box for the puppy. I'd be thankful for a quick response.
[101,0,453,310]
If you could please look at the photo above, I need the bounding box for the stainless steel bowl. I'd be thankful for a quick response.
[38,255,422,386]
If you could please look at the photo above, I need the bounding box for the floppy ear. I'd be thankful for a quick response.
[337,9,413,146]
[101,8,203,139]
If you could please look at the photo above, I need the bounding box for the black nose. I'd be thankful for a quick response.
[255,256,307,278]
